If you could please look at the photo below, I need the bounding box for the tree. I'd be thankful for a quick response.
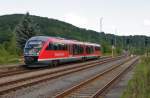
[7,31,17,55]
[15,12,40,50]
[145,37,148,47]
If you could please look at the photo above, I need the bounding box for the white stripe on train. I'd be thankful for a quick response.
[38,55,99,61]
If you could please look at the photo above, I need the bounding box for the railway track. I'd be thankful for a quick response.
[0,65,24,74]
[0,56,111,78]
[0,56,124,95]
[0,68,31,78]
[54,56,139,98]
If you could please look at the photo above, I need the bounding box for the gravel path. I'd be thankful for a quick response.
[0,57,129,98]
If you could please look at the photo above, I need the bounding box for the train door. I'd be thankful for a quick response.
[69,44,73,56]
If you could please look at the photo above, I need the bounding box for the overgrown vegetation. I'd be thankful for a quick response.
[121,56,150,98]
[0,41,19,65]
[0,12,40,65]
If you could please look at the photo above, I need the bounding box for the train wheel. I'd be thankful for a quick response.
[82,57,85,61]
[82,57,87,61]
[52,60,59,67]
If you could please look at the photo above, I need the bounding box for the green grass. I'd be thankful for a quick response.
[121,56,150,98]
[0,47,20,65]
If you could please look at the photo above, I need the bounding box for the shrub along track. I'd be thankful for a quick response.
[0,56,124,95]
[54,56,139,98]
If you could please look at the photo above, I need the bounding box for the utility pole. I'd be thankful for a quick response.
[145,37,148,56]
[100,17,103,32]
[114,28,117,56]
[115,28,117,47]
[111,39,115,57]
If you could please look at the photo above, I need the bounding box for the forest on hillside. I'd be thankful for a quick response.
[0,13,149,64]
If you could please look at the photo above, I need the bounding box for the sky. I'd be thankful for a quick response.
[0,0,150,36]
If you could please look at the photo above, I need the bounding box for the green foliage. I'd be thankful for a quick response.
[15,12,40,50]
[0,30,19,65]
[101,41,111,54]
[0,14,149,56]
[0,43,19,65]
[121,56,150,98]
[7,32,17,55]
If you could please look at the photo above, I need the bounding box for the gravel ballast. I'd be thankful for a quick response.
[0,57,129,98]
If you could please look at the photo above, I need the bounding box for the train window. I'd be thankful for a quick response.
[95,46,101,51]
[46,43,68,51]
[72,44,84,55]
[79,45,84,54]
[73,44,77,55]
[53,43,58,50]
[91,46,94,53]
[26,40,43,49]
[60,44,67,50]
[46,43,52,50]
[86,46,94,54]
[90,46,94,54]
[86,46,89,54]
[58,44,68,50]
[63,44,68,50]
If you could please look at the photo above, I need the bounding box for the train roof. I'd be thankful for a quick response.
[28,36,50,41]
[28,36,101,47]
[83,42,101,47]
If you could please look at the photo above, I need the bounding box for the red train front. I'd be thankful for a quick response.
[24,36,102,67]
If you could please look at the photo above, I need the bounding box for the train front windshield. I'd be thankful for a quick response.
[24,40,44,56]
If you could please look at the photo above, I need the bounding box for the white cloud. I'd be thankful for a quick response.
[62,13,89,28]
[144,19,150,26]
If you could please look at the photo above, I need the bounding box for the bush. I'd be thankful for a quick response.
[0,44,19,65]
[121,56,150,98]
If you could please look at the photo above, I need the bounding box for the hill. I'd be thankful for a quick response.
[0,14,149,54]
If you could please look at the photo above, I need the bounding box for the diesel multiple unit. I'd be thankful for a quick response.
[24,36,102,67]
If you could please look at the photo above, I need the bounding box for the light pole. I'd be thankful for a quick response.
[145,37,148,56]
[100,17,103,32]
[111,38,115,57]
[114,28,117,56]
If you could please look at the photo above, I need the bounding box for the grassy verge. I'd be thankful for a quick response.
[0,55,20,66]
[0,48,21,66]
[121,56,150,98]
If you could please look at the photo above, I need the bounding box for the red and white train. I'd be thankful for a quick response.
[24,36,102,67]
